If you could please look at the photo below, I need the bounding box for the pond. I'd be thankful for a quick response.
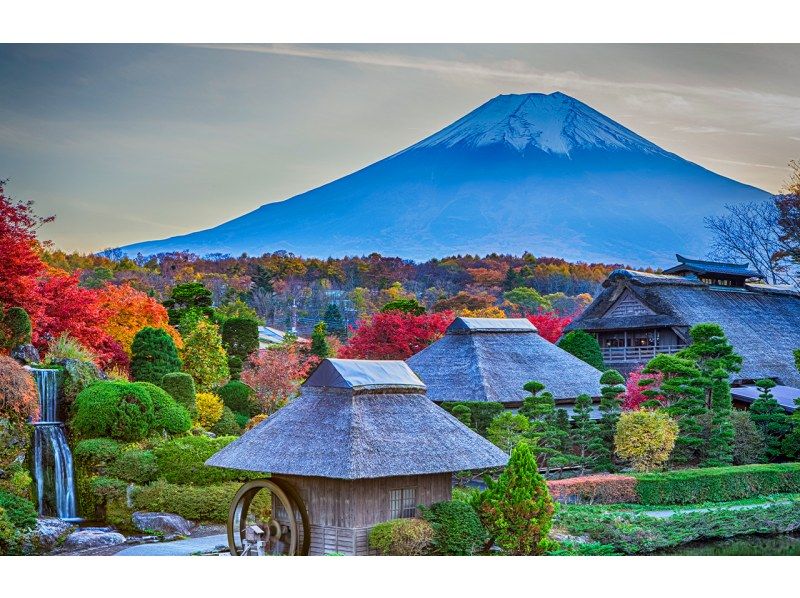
[654,534,800,556]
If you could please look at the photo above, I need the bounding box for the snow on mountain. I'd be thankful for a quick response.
[116,92,768,267]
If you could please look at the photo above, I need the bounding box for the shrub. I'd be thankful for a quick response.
[107,449,158,484]
[181,320,229,392]
[0,489,37,530]
[0,355,39,423]
[221,317,259,362]
[420,500,487,555]
[368,518,434,555]
[234,412,250,429]
[72,381,154,441]
[195,392,224,429]
[479,442,555,555]
[133,381,191,435]
[557,330,604,370]
[614,410,678,472]
[731,410,767,465]
[45,332,96,362]
[130,327,182,385]
[634,462,800,505]
[160,372,197,418]
[132,480,241,522]
[211,406,241,436]
[73,438,122,467]
[90,476,128,501]
[227,355,243,381]
[217,380,258,417]
[0,506,18,556]
[152,435,247,485]
[1,306,32,349]
[244,413,268,431]
[440,401,504,437]
[547,474,638,505]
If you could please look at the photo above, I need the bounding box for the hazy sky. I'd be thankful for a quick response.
[1,43,799,253]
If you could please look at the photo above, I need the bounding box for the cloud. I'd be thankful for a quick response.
[699,156,783,170]
[673,125,761,136]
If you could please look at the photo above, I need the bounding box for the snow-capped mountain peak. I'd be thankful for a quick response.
[408,92,667,156]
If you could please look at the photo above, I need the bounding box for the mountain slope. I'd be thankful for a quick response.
[117,92,768,266]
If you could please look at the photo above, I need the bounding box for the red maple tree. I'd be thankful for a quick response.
[339,311,454,360]
[526,309,574,343]
[622,366,665,411]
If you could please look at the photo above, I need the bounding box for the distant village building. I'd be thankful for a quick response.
[407,317,603,409]
[566,254,800,397]
[207,358,507,555]
[257,326,307,348]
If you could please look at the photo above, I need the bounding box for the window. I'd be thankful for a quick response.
[389,488,416,519]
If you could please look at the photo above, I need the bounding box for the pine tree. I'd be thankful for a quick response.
[703,369,735,466]
[595,369,625,471]
[130,327,182,385]
[571,393,603,474]
[519,381,567,473]
[323,303,347,340]
[750,379,792,460]
[486,411,530,453]
[310,321,332,358]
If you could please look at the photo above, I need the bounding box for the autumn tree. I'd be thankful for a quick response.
[380,298,426,315]
[241,346,318,414]
[181,320,229,392]
[526,310,573,343]
[502,287,551,315]
[339,311,452,360]
[622,366,664,411]
[614,410,679,472]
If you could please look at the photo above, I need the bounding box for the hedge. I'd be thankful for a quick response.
[132,381,191,435]
[152,435,253,486]
[548,475,638,505]
[107,449,158,484]
[368,518,434,556]
[634,463,800,505]
[420,500,487,555]
[132,480,242,522]
[72,381,154,441]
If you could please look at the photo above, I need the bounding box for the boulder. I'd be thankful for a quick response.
[34,517,77,552]
[62,528,126,551]
[132,512,195,538]
[11,344,40,365]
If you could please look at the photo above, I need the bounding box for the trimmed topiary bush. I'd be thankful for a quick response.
[160,372,197,418]
[130,327,182,385]
[72,381,154,441]
[195,392,224,429]
[132,480,241,522]
[211,406,241,436]
[614,410,679,472]
[547,474,638,505]
[217,380,258,417]
[107,449,158,484]
[368,518,434,555]
[152,435,248,485]
[0,490,37,530]
[234,412,250,429]
[557,330,604,370]
[420,500,487,555]
[133,381,191,435]
[73,438,122,467]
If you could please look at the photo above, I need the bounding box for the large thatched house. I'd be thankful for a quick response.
[406,317,603,408]
[206,358,508,555]
[566,255,800,388]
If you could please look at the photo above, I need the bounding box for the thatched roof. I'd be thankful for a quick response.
[566,268,800,386]
[664,254,762,278]
[406,317,603,404]
[731,385,799,413]
[206,359,508,479]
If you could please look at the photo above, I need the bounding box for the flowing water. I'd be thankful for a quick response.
[30,368,78,521]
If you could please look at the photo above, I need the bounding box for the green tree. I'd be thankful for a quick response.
[310,321,332,358]
[221,317,260,362]
[380,298,425,316]
[571,393,604,474]
[487,411,530,453]
[160,371,197,418]
[0,306,31,350]
[502,287,550,314]
[181,320,229,392]
[519,381,568,473]
[130,327,182,385]
[642,354,705,465]
[450,404,473,428]
[595,370,625,471]
[557,330,604,370]
[217,299,261,324]
[479,442,554,555]
[163,282,214,325]
[749,379,792,460]
[323,303,348,339]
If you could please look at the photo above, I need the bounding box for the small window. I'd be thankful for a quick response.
[389,488,416,519]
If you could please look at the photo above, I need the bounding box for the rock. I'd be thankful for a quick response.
[62,528,126,551]
[132,512,195,539]
[11,344,40,365]
[34,517,77,552]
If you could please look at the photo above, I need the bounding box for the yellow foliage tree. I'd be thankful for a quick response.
[614,410,679,472]
[195,392,224,428]
[460,306,506,318]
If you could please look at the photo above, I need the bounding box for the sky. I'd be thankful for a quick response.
[1,43,799,253]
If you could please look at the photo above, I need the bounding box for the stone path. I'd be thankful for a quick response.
[641,500,792,520]
[115,533,229,556]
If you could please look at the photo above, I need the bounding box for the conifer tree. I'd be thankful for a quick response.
[571,393,604,474]
[131,327,182,385]
[323,303,347,340]
[750,379,792,460]
[310,321,332,358]
[519,381,568,473]
[594,369,625,471]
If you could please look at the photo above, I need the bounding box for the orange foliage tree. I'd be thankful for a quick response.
[97,283,182,355]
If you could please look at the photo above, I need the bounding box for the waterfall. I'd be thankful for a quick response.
[30,369,78,521]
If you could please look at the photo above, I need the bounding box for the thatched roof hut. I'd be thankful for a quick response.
[566,265,800,386]
[206,358,507,555]
[406,317,603,407]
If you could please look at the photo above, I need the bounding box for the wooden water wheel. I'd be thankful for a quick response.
[227,478,310,556]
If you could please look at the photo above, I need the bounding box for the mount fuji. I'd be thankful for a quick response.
[117,92,768,266]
